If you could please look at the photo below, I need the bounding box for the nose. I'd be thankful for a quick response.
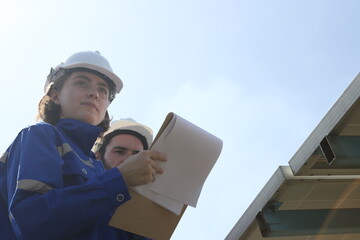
[88,86,99,99]
[124,151,133,159]
[121,151,139,165]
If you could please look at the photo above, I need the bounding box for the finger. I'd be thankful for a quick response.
[147,168,156,182]
[148,150,167,162]
[151,162,164,174]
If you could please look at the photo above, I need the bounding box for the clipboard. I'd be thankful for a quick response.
[109,112,222,239]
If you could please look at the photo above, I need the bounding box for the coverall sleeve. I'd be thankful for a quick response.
[7,125,131,240]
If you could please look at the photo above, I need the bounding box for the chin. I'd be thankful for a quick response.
[81,116,102,126]
[79,119,99,126]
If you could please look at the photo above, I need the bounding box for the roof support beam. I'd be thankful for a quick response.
[319,135,360,166]
[256,203,360,237]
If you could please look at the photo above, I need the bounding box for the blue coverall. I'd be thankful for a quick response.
[0,119,148,240]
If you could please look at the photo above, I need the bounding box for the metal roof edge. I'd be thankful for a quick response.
[225,166,288,240]
[225,165,360,240]
[288,73,360,174]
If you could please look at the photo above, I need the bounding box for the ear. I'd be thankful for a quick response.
[94,151,101,160]
[49,89,61,105]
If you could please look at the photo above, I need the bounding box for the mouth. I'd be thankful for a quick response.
[82,102,98,112]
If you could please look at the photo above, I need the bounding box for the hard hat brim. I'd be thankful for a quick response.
[105,119,153,148]
[62,62,123,93]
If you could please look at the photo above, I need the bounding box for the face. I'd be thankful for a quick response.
[51,71,110,125]
[103,134,144,168]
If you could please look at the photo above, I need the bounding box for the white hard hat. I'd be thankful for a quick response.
[45,51,123,94]
[93,118,153,152]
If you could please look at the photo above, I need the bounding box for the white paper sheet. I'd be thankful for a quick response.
[133,113,223,214]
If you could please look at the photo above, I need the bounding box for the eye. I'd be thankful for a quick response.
[132,151,140,155]
[98,87,109,96]
[75,80,88,88]
[114,149,126,155]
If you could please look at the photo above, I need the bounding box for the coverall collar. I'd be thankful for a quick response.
[56,119,103,155]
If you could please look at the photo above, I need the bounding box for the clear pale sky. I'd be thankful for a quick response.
[1,1,360,239]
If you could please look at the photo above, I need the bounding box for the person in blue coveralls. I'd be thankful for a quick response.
[93,119,153,170]
[0,51,167,240]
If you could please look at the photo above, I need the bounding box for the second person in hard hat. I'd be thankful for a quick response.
[0,51,166,240]
[94,118,153,169]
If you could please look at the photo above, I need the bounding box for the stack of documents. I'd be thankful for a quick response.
[133,112,223,215]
